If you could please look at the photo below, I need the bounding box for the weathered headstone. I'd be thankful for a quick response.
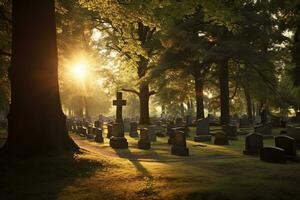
[168,127,176,145]
[138,128,151,149]
[167,122,175,136]
[113,91,126,132]
[186,115,192,126]
[87,125,94,134]
[243,133,264,155]
[94,120,103,129]
[296,112,300,122]
[254,123,273,138]
[109,123,128,149]
[194,118,211,142]
[80,126,87,137]
[129,122,139,138]
[171,131,189,156]
[94,128,104,143]
[260,147,286,163]
[222,124,238,140]
[175,117,184,127]
[169,127,184,145]
[271,116,281,127]
[287,126,300,149]
[208,114,219,125]
[214,132,229,145]
[239,117,251,128]
[275,135,298,161]
[229,115,240,126]
[148,125,157,142]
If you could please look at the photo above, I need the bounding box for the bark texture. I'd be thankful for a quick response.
[2,0,78,157]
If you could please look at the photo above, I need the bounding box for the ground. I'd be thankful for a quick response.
[0,127,300,200]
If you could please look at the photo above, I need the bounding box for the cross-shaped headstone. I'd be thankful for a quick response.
[113,91,126,124]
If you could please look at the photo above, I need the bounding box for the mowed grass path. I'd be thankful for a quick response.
[0,127,300,200]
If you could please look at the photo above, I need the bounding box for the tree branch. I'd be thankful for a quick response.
[122,88,140,96]
[149,90,156,96]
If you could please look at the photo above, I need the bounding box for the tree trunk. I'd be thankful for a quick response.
[219,59,230,125]
[1,0,78,157]
[244,86,253,121]
[194,76,205,120]
[180,102,185,117]
[292,24,300,86]
[139,81,150,125]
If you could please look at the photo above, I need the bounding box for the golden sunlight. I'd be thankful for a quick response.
[72,60,88,81]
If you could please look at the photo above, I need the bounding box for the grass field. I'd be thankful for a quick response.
[0,127,300,200]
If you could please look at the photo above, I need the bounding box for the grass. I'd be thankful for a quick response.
[0,127,300,200]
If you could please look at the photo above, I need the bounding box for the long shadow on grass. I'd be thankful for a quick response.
[113,148,151,177]
[0,152,104,200]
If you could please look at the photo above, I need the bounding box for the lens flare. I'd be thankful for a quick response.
[72,61,87,81]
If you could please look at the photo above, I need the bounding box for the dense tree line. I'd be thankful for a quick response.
[0,0,300,156]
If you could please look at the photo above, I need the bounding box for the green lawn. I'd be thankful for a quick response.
[0,127,299,200]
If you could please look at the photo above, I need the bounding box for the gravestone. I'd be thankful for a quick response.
[208,114,219,125]
[243,133,264,155]
[167,122,175,136]
[253,116,261,125]
[86,133,95,140]
[239,116,251,128]
[129,122,139,138]
[194,118,211,142]
[94,128,104,143]
[260,147,286,163]
[109,123,128,149]
[275,135,298,161]
[281,117,288,128]
[107,123,113,138]
[168,127,176,145]
[186,115,192,126]
[296,112,300,122]
[148,125,157,142]
[87,125,94,134]
[94,120,103,129]
[175,117,184,127]
[113,91,126,132]
[171,131,189,156]
[168,127,184,145]
[254,123,273,138]
[222,124,238,140]
[214,132,229,145]
[287,126,300,149]
[271,116,281,127]
[80,127,87,137]
[138,128,151,149]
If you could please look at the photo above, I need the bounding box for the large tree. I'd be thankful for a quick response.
[1,0,78,157]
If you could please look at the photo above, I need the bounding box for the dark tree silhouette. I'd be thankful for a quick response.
[1,0,78,156]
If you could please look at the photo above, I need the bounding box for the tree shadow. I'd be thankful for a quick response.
[0,151,104,200]
[113,148,151,177]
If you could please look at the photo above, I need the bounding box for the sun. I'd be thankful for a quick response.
[72,61,88,81]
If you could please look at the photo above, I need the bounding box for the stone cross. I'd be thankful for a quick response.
[113,92,126,124]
